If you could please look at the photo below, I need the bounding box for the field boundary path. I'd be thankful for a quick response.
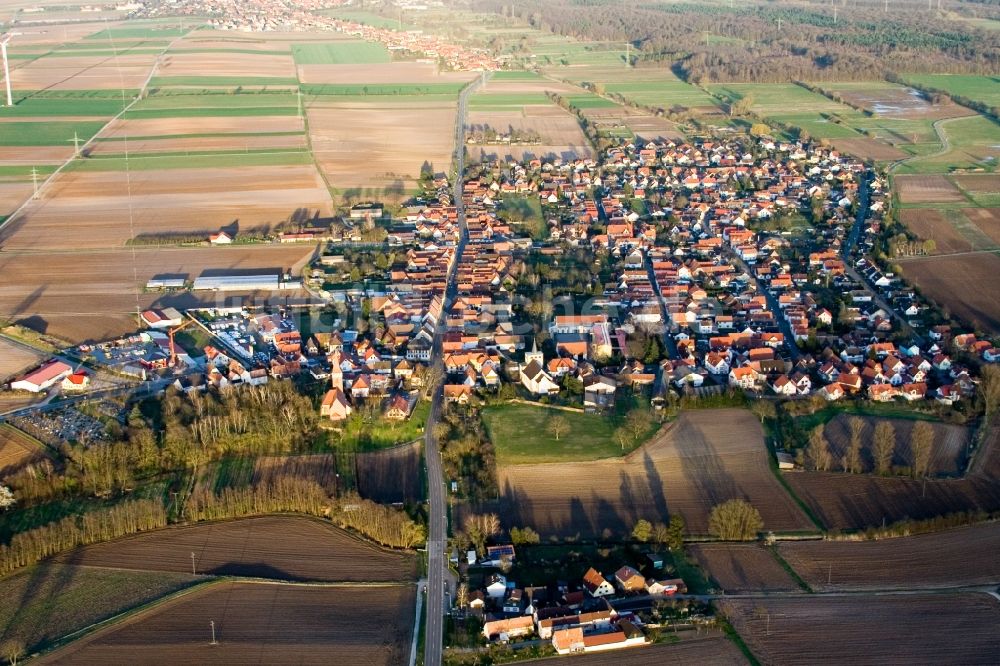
[0,29,194,238]
[423,71,489,666]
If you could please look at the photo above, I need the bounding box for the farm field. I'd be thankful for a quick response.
[98,115,305,138]
[9,53,161,90]
[899,208,974,254]
[306,99,457,197]
[0,563,197,656]
[904,74,1000,109]
[829,137,906,162]
[155,51,297,80]
[0,337,45,383]
[467,104,593,162]
[0,244,316,343]
[35,581,416,666]
[689,544,802,594]
[900,252,1000,333]
[487,409,814,537]
[0,423,48,476]
[721,594,1000,665]
[897,114,1000,174]
[821,413,968,476]
[893,174,964,204]
[51,515,418,582]
[778,521,1000,591]
[531,633,747,665]
[962,208,1000,246]
[785,427,1000,531]
[819,81,976,121]
[356,441,423,504]
[0,165,332,250]
[292,41,391,65]
[555,65,720,112]
[297,61,474,86]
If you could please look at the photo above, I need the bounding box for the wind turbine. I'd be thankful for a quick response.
[1,33,13,107]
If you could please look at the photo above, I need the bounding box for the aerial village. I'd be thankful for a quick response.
[6,133,998,466]
[6,132,995,658]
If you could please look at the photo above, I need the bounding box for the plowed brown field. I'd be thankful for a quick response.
[467,106,593,163]
[100,116,305,138]
[786,427,1000,530]
[690,544,802,593]
[962,207,1000,246]
[0,165,332,250]
[10,54,159,90]
[832,137,906,161]
[0,424,48,476]
[530,633,746,665]
[778,521,1000,591]
[52,516,417,582]
[0,243,315,342]
[157,52,296,79]
[720,594,1000,665]
[307,100,456,195]
[899,208,972,254]
[487,409,814,538]
[0,337,44,382]
[35,582,415,666]
[901,252,1000,333]
[894,174,963,203]
[356,441,423,504]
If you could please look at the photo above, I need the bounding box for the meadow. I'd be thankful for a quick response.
[292,41,391,65]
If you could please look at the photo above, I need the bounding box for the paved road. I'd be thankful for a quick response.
[422,72,487,666]
[724,248,802,362]
[839,177,923,344]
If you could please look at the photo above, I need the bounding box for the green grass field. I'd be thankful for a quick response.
[904,74,1000,108]
[564,93,618,109]
[2,97,130,117]
[482,403,629,464]
[555,67,719,110]
[337,399,430,451]
[0,121,107,146]
[66,151,314,172]
[292,41,391,65]
[896,114,1000,174]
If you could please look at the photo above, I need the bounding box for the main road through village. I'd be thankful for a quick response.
[422,72,488,666]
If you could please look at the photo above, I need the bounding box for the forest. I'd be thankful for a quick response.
[469,0,1000,82]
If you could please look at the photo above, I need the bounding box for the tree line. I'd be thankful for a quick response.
[0,498,167,577]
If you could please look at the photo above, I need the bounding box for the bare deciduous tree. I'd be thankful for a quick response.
[873,421,897,475]
[547,415,570,441]
[910,421,934,479]
[843,417,864,473]
[807,425,833,471]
